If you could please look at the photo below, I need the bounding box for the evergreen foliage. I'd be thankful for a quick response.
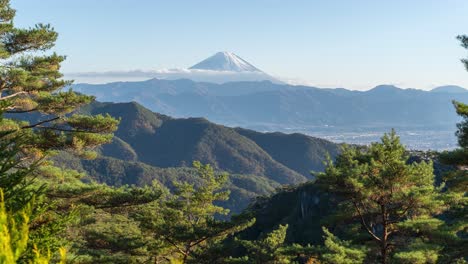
[317,131,444,263]
[433,38,468,262]
[1,1,467,263]
[321,227,367,264]
[0,0,118,160]
[136,161,254,263]
[229,224,291,264]
[0,0,118,261]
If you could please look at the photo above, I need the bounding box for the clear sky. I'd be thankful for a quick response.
[10,0,468,90]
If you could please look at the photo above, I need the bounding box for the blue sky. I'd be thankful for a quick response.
[10,0,468,90]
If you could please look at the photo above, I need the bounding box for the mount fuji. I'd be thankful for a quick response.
[189,51,261,72]
[67,52,283,84]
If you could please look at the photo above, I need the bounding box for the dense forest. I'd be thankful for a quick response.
[0,1,466,263]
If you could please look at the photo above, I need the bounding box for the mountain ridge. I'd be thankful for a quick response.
[74,80,468,133]
[431,85,468,93]
[84,101,338,182]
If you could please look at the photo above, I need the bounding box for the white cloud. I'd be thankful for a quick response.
[65,68,282,84]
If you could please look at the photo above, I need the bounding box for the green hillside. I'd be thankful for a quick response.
[49,101,338,214]
[82,101,338,185]
[235,128,340,177]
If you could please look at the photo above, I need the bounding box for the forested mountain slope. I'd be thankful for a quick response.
[83,101,339,184]
[47,101,341,213]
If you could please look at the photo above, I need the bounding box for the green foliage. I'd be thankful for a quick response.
[0,190,67,264]
[231,224,291,264]
[137,161,254,263]
[433,44,468,262]
[0,0,120,261]
[39,169,162,263]
[0,190,31,263]
[392,239,441,264]
[0,142,67,264]
[0,0,119,160]
[321,227,367,264]
[437,101,468,262]
[85,101,335,185]
[317,131,443,263]
[50,152,280,215]
[457,35,468,71]
[235,128,340,177]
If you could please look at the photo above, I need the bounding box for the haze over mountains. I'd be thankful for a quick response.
[68,51,281,84]
[74,80,468,144]
[71,52,468,150]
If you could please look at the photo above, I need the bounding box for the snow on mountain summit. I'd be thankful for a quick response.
[189,51,261,72]
[69,51,283,84]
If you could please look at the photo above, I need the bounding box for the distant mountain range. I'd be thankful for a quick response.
[430,85,468,93]
[67,51,282,84]
[74,79,468,133]
[79,101,338,182]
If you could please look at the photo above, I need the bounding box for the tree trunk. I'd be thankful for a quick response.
[381,204,388,264]
[381,244,387,264]
[182,245,191,264]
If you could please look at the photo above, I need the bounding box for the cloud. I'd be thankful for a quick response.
[64,68,283,84]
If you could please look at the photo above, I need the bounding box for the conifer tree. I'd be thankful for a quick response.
[320,227,367,264]
[317,131,443,264]
[138,161,254,263]
[0,0,118,260]
[0,138,67,264]
[228,224,291,264]
[0,0,118,160]
[432,35,468,262]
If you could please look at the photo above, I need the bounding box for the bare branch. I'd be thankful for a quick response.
[353,201,382,242]
[6,108,38,114]
[162,235,189,258]
[0,91,28,101]
[20,116,60,129]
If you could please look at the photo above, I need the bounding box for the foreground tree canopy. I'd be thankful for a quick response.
[0,0,118,261]
[0,0,118,159]
[0,0,466,263]
[317,132,444,263]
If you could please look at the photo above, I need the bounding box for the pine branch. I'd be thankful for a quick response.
[20,116,60,129]
[353,201,382,243]
[34,126,105,134]
[162,235,190,258]
[0,91,28,101]
[6,108,38,114]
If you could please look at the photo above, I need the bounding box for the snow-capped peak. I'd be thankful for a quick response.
[189,51,261,72]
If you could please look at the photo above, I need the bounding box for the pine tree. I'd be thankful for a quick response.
[432,35,468,262]
[457,35,468,71]
[0,0,118,260]
[137,161,254,263]
[321,227,367,264]
[229,224,291,264]
[0,140,66,264]
[317,131,443,263]
[0,0,118,160]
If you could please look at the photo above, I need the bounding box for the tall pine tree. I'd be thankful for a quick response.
[0,0,118,260]
[0,0,118,160]
[433,35,468,262]
[317,131,443,264]
[137,162,254,263]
